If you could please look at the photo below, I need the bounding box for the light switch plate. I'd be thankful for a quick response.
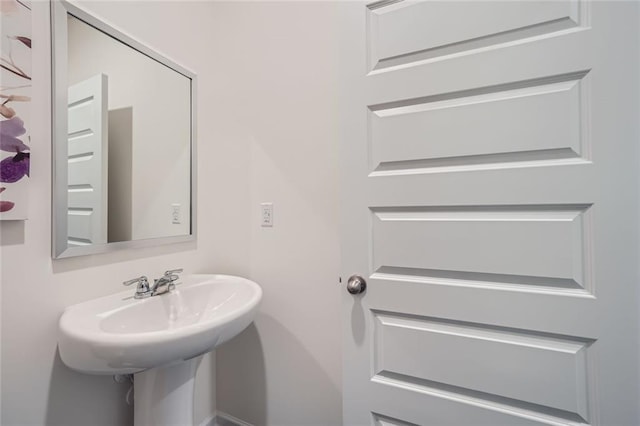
[261,203,273,227]
[171,203,181,224]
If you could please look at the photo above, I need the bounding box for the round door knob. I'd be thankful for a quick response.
[347,275,366,295]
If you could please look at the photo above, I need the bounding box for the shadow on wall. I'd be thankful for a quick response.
[216,322,267,425]
[216,313,341,426]
[107,107,133,244]
[0,221,25,246]
[50,240,196,273]
[45,349,133,426]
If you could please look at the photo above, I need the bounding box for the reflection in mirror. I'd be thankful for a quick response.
[52,2,196,258]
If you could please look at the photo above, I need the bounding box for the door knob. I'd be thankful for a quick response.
[347,275,366,295]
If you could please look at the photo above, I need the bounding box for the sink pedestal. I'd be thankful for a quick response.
[58,274,262,425]
[134,356,202,426]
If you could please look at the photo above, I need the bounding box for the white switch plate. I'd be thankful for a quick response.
[171,203,181,224]
[261,203,273,227]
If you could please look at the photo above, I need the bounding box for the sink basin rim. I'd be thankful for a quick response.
[60,274,261,344]
[58,274,262,374]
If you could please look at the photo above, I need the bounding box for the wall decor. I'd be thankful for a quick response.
[0,0,31,220]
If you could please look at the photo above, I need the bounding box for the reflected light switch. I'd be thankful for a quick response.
[172,204,181,224]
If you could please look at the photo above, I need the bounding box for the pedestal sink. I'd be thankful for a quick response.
[58,274,262,426]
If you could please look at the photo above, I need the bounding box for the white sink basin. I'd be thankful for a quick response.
[59,274,262,375]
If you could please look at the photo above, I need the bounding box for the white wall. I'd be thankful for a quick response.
[0,2,251,425]
[2,2,346,425]
[212,2,343,424]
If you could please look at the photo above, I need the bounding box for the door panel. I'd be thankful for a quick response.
[368,380,587,426]
[369,73,586,172]
[372,311,590,419]
[67,74,108,246]
[369,0,582,71]
[371,205,591,289]
[342,1,639,425]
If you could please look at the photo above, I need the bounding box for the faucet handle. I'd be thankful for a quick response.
[123,276,152,299]
[123,276,149,286]
[164,269,183,282]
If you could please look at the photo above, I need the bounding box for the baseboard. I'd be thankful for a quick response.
[216,411,254,426]
[198,413,217,426]
[198,411,254,426]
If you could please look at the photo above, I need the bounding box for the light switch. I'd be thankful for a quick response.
[261,203,273,227]
[171,203,181,224]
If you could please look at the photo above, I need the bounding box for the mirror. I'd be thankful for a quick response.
[51,1,196,258]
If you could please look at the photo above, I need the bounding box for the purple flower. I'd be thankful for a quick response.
[14,36,31,48]
[0,187,14,212]
[0,152,29,183]
[0,201,14,212]
[0,116,29,152]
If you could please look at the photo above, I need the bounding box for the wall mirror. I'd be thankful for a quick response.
[51,1,196,258]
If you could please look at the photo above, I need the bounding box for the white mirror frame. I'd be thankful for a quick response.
[51,0,197,259]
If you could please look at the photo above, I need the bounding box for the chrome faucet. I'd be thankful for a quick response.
[123,269,183,299]
[123,276,152,299]
[150,269,183,296]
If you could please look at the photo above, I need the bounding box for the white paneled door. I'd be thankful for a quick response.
[341,1,639,425]
[67,74,108,247]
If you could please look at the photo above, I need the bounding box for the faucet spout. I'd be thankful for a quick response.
[150,269,183,296]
